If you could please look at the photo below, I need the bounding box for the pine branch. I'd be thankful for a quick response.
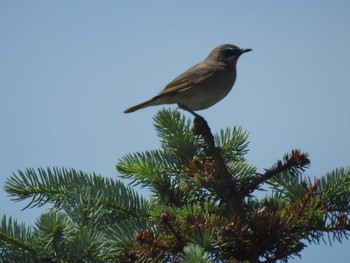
[290,179,321,221]
[4,168,67,209]
[192,115,243,216]
[153,108,198,162]
[109,218,154,244]
[241,149,310,197]
[117,150,177,188]
[214,127,256,182]
[319,167,350,212]
[0,215,38,260]
[4,167,149,220]
[214,127,250,162]
[33,211,75,261]
[156,211,186,249]
[3,108,350,262]
[180,244,212,263]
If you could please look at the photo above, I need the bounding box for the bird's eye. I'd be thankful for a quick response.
[223,48,237,56]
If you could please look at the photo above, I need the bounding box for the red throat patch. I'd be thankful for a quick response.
[228,58,238,72]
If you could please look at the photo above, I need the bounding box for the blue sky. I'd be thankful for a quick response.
[1,1,350,261]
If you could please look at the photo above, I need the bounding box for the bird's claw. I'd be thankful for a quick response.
[177,103,203,119]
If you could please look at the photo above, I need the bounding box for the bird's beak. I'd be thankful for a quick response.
[240,48,252,54]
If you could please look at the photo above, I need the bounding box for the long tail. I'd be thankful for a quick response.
[123,98,156,113]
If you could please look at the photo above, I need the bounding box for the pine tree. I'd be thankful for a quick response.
[1,108,350,262]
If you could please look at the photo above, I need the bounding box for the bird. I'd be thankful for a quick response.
[123,44,252,114]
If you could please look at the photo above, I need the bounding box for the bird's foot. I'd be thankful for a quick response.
[177,103,203,119]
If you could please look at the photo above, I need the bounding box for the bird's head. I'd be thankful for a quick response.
[208,44,252,65]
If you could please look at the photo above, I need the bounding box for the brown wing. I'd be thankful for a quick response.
[154,62,219,97]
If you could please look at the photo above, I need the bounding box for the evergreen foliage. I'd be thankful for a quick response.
[1,108,350,262]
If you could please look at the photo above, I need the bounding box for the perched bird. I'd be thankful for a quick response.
[123,44,251,114]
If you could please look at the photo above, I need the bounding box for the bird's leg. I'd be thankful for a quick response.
[177,103,203,119]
